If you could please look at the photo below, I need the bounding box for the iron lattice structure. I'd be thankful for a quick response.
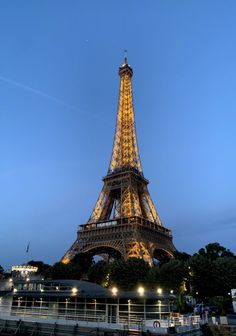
[62,57,175,265]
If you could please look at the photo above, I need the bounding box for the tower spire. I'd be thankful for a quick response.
[108,55,142,174]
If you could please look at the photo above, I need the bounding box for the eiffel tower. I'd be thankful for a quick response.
[62,55,175,265]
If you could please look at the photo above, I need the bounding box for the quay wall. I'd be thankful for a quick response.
[0,318,122,336]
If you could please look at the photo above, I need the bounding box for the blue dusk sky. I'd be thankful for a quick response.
[1,1,236,268]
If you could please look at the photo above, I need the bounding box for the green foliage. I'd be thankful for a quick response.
[45,262,82,280]
[198,242,235,261]
[70,253,94,274]
[87,260,110,285]
[212,257,236,296]
[0,265,4,278]
[173,251,191,262]
[147,260,188,294]
[147,266,160,289]
[189,254,215,297]
[148,243,236,302]
[44,253,93,280]
[158,259,188,293]
[189,243,236,298]
[109,258,150,290]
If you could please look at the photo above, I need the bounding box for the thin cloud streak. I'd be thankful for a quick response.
[0,74,84,113]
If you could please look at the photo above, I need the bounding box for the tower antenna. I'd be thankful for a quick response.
[124,49,128,64]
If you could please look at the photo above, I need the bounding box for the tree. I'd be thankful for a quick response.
[45,262,82,280]
[43,253,93,280]
[189,243,236,299]
[71,253,94,274]
[147,266,161,290]
[27,260,51,275]
[189,254,215,298]
[87,260,110,285]
[173,251,191,262]
[109,258,150,290]
[158,259,188,294]
[147,260,189,313]
[212,257,236,296]
[198,243,235,261]
[0,265,4,279]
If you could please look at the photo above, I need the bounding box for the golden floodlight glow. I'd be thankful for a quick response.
[157,288,162,294]
[138,286,145,296]
[61,258,70,264]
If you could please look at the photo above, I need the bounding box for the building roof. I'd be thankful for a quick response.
[14,279,109,298]
[13,279,175,301]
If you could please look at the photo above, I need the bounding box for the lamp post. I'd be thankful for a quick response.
[138,286,145,296]
[157,288,162,319]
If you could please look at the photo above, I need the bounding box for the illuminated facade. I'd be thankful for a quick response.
[62,56,175,264]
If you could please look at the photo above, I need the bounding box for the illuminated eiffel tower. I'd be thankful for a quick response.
[62,55,175,265]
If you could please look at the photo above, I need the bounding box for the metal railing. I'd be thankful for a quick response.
[79,216,172,237]
[0,304,201,329]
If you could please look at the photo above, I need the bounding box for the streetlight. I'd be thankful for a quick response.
[138,286,145,296]
[111,287,118,296]
[157,288,162,295]
[72,287,78,295]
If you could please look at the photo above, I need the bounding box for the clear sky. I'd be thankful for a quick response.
[1,0,236,268]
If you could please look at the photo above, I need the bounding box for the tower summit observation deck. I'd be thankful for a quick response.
[62,55,175,265]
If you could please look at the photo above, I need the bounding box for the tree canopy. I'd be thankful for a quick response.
[109,258,150,290]
[197,242,235,261]
[27,260,51,275]
[87,260,110,285]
